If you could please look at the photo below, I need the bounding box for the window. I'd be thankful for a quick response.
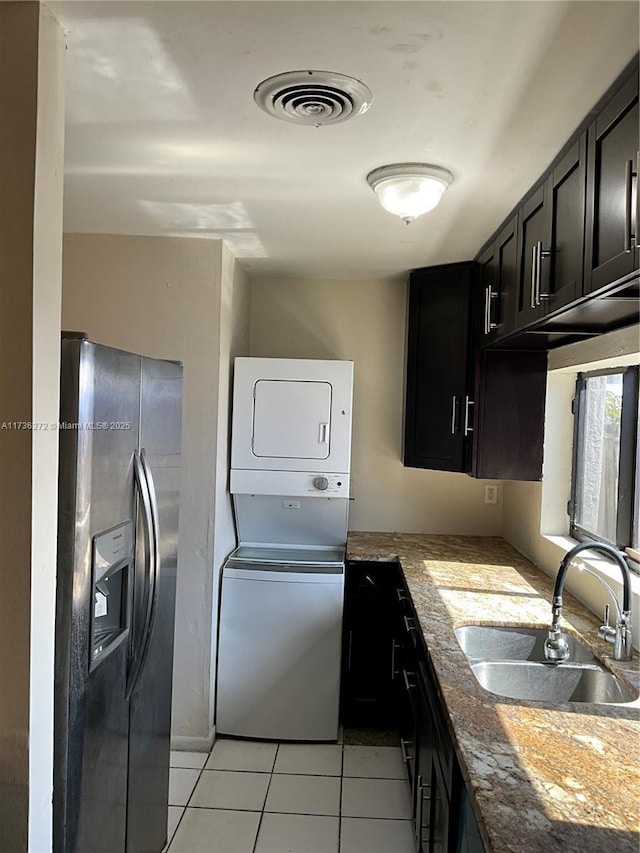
[570,366,639,557]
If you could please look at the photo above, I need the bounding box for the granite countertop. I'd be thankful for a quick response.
[346,532,640,853]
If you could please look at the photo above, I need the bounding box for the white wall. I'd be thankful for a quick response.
[0,4,65,850]
[250,277,503,535]
[503,324,640,637]
[62,234,250,747]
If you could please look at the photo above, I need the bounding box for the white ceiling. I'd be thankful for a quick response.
[52,1,639,279]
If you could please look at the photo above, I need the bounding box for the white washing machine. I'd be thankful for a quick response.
[216,545,344,741]
[216,357,353,741]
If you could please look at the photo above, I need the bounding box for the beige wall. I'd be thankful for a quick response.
[503,325,640,638]
[208,245,250,728]
[250,278,503,535]
[62,233,250,746]
[0,3,65,850]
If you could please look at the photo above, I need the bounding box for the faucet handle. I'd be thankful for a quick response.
[598,604,617,644]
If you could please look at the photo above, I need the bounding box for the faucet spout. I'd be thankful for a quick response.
[544,541,633,662]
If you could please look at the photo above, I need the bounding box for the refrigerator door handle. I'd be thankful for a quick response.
[135,449,161,679]
[127,449,157,699]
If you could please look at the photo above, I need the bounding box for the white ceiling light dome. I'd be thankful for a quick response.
[366,163,454,224]
[254,70,372,126]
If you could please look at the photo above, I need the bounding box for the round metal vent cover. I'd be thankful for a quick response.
[254,70,372,126]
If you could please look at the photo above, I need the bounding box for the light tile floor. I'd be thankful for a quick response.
[167,739,415,853]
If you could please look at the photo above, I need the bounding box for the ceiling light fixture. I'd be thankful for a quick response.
[366,163,454,224]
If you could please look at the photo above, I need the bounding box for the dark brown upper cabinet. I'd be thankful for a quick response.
[404,263,546,481]
[404,263,474,473]
[480,59,638,348]
[477,216,518,345]
[515,137,588,330]
[584,69,639,294]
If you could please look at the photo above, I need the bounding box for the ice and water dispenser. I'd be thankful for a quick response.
[90,521,132,670]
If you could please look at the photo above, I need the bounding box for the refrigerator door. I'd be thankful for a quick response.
[55,339,141,853]
[126,356,182,853]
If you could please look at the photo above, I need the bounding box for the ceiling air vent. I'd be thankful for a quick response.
[254,70,372,126]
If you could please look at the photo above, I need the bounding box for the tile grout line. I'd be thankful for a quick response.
[251,741,279,853]
[167,750,211,851]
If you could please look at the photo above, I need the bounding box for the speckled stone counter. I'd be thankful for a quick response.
[346,532,640,853]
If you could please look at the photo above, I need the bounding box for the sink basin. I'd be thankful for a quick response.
[454,625,596,664]
[470,661,639,704]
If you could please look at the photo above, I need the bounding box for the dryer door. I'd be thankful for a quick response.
[252,379,331,460]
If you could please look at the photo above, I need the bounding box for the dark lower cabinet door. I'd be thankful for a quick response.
[341,563,400,728]
[585,70,640,293]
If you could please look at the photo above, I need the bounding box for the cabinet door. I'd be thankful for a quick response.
[584,71,640,293]
[476,218,517,345]
[415,688,435,853]
[341,563,398,728]
[494,216,519,337]
[471,349,547,481]
[404,264,475,471]
[477,243,497,345]
[545,135,587,312]
[515,185,547,328]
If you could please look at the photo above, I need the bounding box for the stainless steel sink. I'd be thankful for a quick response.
[454,625,596,664]
[470,660,639,704]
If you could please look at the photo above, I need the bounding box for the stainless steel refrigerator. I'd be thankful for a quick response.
[54,334,183,853]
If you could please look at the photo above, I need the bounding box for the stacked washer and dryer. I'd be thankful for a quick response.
[216,357,354,741]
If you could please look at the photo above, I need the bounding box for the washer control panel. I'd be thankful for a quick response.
[309,473,345,494]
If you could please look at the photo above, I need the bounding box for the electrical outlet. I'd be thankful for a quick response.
[484,484,499,505]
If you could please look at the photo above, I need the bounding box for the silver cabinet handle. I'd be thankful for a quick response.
[530,243,538,309]
[636,151,640,249]
[484,285,490,334]
[484,285,498,334]
[400,738,412,766]
[624,159,633,252]
[402,669,416,692]
[537,240,551,302]
[464,396,474,436]
[415,776,431,847]
[625,157,638,252]
[450,396,457,435]
[403,615,416,634]
[415,774,424,846]
[391,638,398,680]
[396,587,408,603]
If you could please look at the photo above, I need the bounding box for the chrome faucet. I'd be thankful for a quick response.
[544,541,633,663]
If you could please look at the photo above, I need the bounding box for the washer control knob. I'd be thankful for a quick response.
[313,476,329,491]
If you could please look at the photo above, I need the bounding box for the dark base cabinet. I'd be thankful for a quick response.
[342,562,486,853]
[341,561,402,729]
